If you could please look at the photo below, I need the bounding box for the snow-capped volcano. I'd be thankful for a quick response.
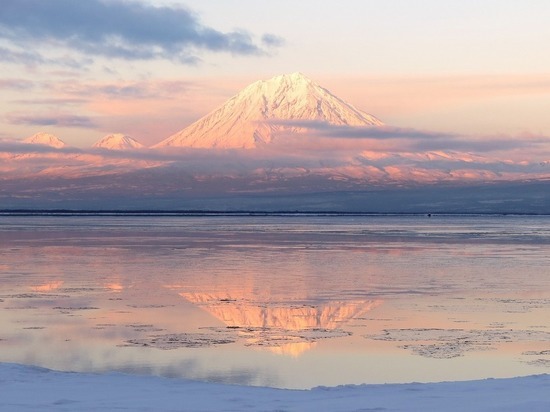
[154,72,383,149]
[93,134,144,150]
[24,132,66,148]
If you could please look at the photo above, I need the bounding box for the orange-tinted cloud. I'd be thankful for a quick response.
[322,73,550,117]
[38,78,229,145]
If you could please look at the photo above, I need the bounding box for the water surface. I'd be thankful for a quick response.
[1,215,549,388]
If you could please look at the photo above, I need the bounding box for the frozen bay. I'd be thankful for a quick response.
[0,215,549,389]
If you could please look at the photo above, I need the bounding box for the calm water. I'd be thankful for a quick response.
[0,215,549,389]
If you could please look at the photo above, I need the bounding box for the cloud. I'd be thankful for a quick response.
[0,45,90,68]
[269,120,550,155]
[0,78,35,90]
[319,74,550,132]
[0,0,284,63]
[0,46,45,66]
[11,98,87,106]
[0,77,208,146]
[48,79,198,101]
[271,120,456,140]
[262,34,286,48]
[6,113,98,128]
[410,135,549,153]
[1,139,549,206]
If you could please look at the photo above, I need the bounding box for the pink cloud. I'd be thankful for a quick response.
[320,73,550,117]
[38,78,235,145]
[6,112,97,128]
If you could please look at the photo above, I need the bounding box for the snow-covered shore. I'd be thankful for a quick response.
[1,363,549,411]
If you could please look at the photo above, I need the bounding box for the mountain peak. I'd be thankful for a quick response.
[24,132,66,148]
[155,73,383,149]
[93,134,144,150]
[264,72,311,85]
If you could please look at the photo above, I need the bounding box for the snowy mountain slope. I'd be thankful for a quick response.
[154,72,383,149]
[23,132,66,148]
[93,134,144,150]
[1,133,152,178]
[1,132,68,166]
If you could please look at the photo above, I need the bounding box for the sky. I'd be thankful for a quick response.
[1,0,550,148]
[1,0,550,211]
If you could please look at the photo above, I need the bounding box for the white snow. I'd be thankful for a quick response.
[23,132,66,148]
[154,72,383,149]
[92,133,144,150]
[1,363,548,411]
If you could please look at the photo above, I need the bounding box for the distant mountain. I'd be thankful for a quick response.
[24,132,66,148]
[93,134,144,150]
[154,72,383,149]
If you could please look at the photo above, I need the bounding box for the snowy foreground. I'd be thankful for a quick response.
[1,363,549,411]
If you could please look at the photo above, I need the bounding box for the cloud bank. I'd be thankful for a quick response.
[6,113,98,129]
[0,0,283,64]
[2,130,549,176]
[1,133,549,212]
[269,120,550,156]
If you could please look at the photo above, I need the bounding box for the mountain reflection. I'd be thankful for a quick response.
[179,292,382,357]
[105,282,124,292]
[30,280,64,292]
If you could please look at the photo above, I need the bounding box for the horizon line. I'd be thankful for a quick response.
[1,209,548,217]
